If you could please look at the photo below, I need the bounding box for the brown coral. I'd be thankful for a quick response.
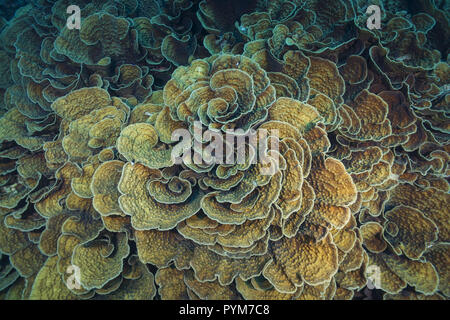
[0,0,449,302]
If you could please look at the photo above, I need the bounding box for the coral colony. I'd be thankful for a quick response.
[0,0,448,300]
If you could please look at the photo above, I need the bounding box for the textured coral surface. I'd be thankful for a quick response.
[0,0,448,300]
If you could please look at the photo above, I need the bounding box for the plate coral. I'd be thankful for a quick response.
[0,0,449,300]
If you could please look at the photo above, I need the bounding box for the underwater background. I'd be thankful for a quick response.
[0,0,448,300]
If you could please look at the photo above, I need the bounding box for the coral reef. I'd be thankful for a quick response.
[0,0,448,300]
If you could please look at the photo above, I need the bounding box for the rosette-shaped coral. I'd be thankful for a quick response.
[113,53,363,299]
[164,53,276,130]
[0,0,449,301]
[0,0,202,117]
[355,0,446,70]
[51,0,200,92]
[230,0,358,60]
